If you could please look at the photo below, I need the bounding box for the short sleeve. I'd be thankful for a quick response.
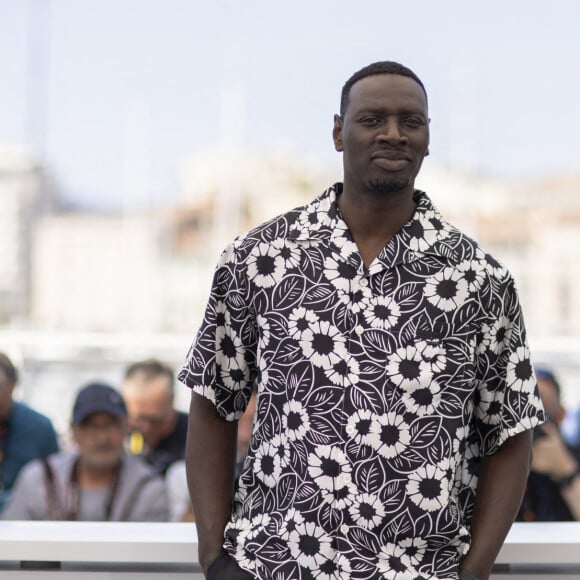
[473,271,545,455]
[178,242,258,420]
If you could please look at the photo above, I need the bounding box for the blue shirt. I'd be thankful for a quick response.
[1,401,59,513]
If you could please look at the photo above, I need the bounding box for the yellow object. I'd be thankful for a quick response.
[129,431,144,454]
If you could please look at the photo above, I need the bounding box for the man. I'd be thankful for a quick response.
[518,367,580,521]
[122,359,188,474]
[3,381,168,521]
[180,61,544,579]
[0,352,59,513]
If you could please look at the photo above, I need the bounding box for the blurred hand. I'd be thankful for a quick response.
[532,422,577,480]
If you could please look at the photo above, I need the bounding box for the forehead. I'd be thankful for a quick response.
[346,74,428,116]
[123,375,172,407]
[124,373,170,394]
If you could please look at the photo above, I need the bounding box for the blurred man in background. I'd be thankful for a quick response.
[164,389,257,522]
[518,367,580,521]
[122,359,188,475]
[0,352,59,513]
[3,381,168,521]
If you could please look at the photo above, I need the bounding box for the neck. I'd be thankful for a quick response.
[76,458,120,489]
[338,184,416,266]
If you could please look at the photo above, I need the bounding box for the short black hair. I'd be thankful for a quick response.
[340,61,427,117]
[0,352,18,386]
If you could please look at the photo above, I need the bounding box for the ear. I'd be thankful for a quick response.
[332,114,344,152]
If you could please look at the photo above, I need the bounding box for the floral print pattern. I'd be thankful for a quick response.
[179,184,544,579]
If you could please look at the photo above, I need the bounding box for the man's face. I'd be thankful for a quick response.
[72,412,126,470]
[122,375,174,448]
[333,74,429,196]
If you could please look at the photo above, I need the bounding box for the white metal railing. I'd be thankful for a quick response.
[1,522,580,578]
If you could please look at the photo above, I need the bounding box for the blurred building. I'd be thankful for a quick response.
[8,154,580,428]
[418,167,580,337]
[30,149,336,334]
[23,149,580,338]
[31,211,165,332]
[178,148,336,253]
[0,144,53,325]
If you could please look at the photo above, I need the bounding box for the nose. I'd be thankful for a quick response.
[378,117,407,145]
[93,428,113,445]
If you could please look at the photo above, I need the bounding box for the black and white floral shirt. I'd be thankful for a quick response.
[179,184,544,580]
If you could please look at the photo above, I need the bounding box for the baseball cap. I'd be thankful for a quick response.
[72,382,127,426]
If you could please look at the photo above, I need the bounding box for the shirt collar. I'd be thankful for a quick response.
[288,183,459,267]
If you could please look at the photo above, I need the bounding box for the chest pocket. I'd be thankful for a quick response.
[386,326,476,420]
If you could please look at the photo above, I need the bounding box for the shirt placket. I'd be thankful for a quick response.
[327,227,416,560]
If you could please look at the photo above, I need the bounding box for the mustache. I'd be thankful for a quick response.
[372,147,411,160]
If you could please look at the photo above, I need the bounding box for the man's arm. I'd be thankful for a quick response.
[460,430,533,580]
[186,392,237,576]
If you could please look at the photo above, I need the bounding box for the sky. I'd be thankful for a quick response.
[1,0,580,210]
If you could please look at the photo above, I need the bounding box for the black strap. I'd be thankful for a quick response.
[42,458,64,520]
[42,457,121,521]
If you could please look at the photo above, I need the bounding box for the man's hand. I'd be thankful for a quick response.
[531,422,580,519]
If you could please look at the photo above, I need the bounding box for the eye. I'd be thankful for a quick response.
[401,116,425,128]
[358,115,381,127]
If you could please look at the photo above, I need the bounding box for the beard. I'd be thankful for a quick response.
[83,447,122,470]
[368,176,410,194]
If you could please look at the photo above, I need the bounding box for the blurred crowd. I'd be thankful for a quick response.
[0,350,579,523]
[0,352,255,522]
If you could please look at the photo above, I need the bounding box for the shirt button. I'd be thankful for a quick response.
[346,424,356,435]
[340,294,350,304]
[341,473,352,484]
[340,524,349,534]
[351,375,359,385]
[355,325,364,336]
[359,278,368,287]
